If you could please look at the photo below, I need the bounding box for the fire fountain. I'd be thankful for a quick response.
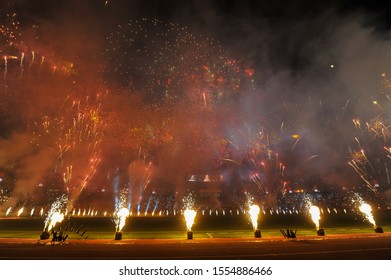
[309,205,325,236]
[248,204,261,238]
[358,203,383,233]
[114,207,130,240]
[40,196,67,240]
[184,208,197,239]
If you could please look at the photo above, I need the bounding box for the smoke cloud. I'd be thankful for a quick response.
[1,0,391,210]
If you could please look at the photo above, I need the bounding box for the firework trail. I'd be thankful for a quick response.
[0,10,108,211]
[105,18,254,103]
[349,99,391,191]
[127,159,152,213]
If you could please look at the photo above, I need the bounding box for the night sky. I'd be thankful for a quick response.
[1,0,391,211]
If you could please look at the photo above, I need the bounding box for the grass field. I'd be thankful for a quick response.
[0,211,390,239]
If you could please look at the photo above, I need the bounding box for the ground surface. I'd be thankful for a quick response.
[1,214,390,259]
[1,232,390,259]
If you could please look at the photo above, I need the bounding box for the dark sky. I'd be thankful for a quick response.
[6,0,391,72]
[10,0,391,24]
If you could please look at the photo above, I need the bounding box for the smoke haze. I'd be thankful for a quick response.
[1,0,391,210]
